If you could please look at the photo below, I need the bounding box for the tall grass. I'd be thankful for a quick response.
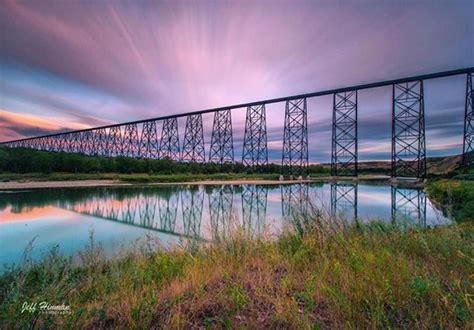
[0,213,472,328]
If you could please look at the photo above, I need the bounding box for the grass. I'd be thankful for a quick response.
[426,179,474,222]
[0,172,285,183]
[0,219,472,328]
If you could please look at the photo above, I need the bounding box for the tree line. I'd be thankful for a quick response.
[0,147,329,175]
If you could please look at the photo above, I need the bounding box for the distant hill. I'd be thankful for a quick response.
[319,153,468,176]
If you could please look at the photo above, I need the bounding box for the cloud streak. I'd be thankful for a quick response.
[0,0,472,162]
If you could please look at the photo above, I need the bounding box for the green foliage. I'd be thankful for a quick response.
[0,223,472,328]
[0,147,331,176]
[427,179,474,222]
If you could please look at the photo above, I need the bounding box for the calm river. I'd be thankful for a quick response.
[0,182,449,268]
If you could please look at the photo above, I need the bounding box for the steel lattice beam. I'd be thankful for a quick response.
[392,81,426,179]
[242,104,268,167]
[463,72,474,165]
[282,98,308,175]
[182,114,205,162]
[209,110,234,163]
[331,91,358,176]
[140,121,159,158]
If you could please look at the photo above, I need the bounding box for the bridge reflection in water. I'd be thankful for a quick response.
[58,183,434,242]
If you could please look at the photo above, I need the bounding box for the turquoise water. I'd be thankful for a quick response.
[0,182,448,267]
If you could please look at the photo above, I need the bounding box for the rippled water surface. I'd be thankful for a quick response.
[0,182,449,267]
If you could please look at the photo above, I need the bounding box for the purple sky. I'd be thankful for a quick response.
[0,0,473,162]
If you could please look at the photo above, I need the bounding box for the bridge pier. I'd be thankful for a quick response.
[331,91,358,176]
[93,128,108,156]
[140,121,159,158]
[123,123,140,157]
[242,104,268,167]
[209,109,234,163]
[391,81,426,179]
[282,98,308,175]
[108,126,123,156]
[463,72,473,165]
[159,118,180,160]
[182,114,205,162]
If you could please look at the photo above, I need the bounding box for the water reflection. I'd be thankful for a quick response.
[241,185,268,236]
[0,182,448,266]
[330,182,358,222]
[391,186,427,226]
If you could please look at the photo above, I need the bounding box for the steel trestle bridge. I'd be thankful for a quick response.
[1,67,473,178]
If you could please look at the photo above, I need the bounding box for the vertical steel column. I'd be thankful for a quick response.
[159,118,180,160]
[108,126,123,157]
[209,110,234,163]
[392,81,426,179]
[139,121,159,159]
[182,114,205,162]
[123,124,140,157]
[242,104,268,167]
[391,186,427,227]
[282,98,308,175]
[463,72,474,165]
[331,91,358,176]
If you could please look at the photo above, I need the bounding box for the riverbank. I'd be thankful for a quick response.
[0,221,471,328]
[426,179,474,222]
[0,172,394,190]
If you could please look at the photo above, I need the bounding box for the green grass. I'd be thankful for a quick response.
[426,179,474,222]
[0,222,472,328]
[0,172,284,183]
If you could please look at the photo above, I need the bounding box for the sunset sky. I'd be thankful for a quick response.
[0,0,473,162]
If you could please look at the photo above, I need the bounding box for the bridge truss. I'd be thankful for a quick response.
[2,68,473,178]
